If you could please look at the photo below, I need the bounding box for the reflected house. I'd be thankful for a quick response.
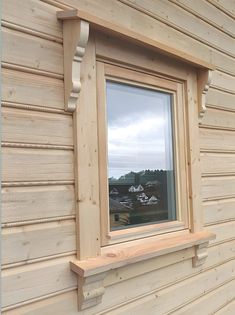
[109,198,131,228]
[128,184,144,193]
[147,195,159,205]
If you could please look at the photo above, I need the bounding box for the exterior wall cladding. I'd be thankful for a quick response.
[2,0,235,314]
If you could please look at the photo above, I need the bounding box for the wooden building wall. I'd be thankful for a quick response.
[2,0,235,314]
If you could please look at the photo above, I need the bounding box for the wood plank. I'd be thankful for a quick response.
[71,231,215,277]
[2,68,64,110]
[204,198,235,225]
[2,27,63,75]
[204,239,235,269]
[201,152,235,175]
[170,0,235,37]
[201,108,235,130]
[208,0,235,19]
[202,176,235,200]
[74,36,101,259]
[102,259,235,315]
[57,0,235,74]
[2,147,74,182]
[211,70,235,94]
[214,298,235,315]
[2,291,78,315]
[2,239,235,313]
[2,256,76,309]
[2,0,63,40]
[206,88,235,111]
[124,0,235,56]
[2,185,75,224]
[208,221,235,245]
[200,128,235,152]
[2,220,76,265]
[95,31,192,80]
[58,8,214,70]
[158,278,235,315]
[2,107,73,146]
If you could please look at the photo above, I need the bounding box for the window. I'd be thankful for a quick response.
[58,11,215,311]
[97,62,189,245]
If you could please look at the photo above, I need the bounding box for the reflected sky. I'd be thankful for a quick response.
[106,81,174,179]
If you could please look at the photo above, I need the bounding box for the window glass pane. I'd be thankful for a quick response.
[106,80,176,231]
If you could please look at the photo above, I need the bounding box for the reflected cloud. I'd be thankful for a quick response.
[106,81,174,178]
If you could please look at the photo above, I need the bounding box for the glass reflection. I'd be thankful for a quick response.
[106,81,176,231]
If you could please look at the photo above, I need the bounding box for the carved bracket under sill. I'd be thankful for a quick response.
[77,271,106,310]
[70,231,215,310]
[193,241,209,267]
[197,69,213,119]
[57,15,89,112]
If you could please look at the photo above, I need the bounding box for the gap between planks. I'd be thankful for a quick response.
[118,0,235,59]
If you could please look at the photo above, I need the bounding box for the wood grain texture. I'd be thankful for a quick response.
[170,0,235,37]
[123,0,235,56]
[206,88,235,111]
[202,176,235,200]
[100,259,235,315]
[214,298,235,315]
[2,0,63,40]
[2,107,73,146]
[2,68,64,110]
[2,27,63,75]
[2,147,74,182]
[155,278,235,315]
[201,152,235,175]
[56,0,235,74]
[2,185,75,224]
[200,128,235,152]
[2,220,76,265]
[201,108,235,130]
[204,198,235,225]
[2,256,77,309]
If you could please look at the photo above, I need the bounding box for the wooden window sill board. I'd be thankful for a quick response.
[71,230,215,277]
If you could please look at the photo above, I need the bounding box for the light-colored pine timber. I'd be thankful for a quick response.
[201,152,235,175]
[2,256,77,309]
[201,108,235,130]
[204,198,235,225]
[2,0,63,40]
[56,0,234,74]
[207,220,235,245]
[200,128,235,152]
[122,0,235,56]
[74,35,101,259]
[2,27,63,75]
[2,107,73,146]
[214,298,235,315]
[169,0,235,37]
[100,259,235,315]
[2,147,74,182]
[2,220,76,265]
[160,278,235,315]
[202,176,235,200]
[206,88,235,111]
[2,185,75,224]
[2,68,64,110]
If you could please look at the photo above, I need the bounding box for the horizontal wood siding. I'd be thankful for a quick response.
[2,0,235,314]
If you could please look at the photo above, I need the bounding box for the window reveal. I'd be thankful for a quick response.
[106,81,176,231]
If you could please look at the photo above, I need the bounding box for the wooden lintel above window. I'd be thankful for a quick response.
[57,9,215,71]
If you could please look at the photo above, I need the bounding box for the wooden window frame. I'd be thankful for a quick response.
[57,10,216,311]
[97,62,189,245]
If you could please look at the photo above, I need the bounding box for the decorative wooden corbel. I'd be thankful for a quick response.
[192,241,209,267]
[197,69,213,119]
[70,261,106,310]
[57,13,89,112]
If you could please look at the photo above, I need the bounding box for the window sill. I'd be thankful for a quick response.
[70,230,215,310]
